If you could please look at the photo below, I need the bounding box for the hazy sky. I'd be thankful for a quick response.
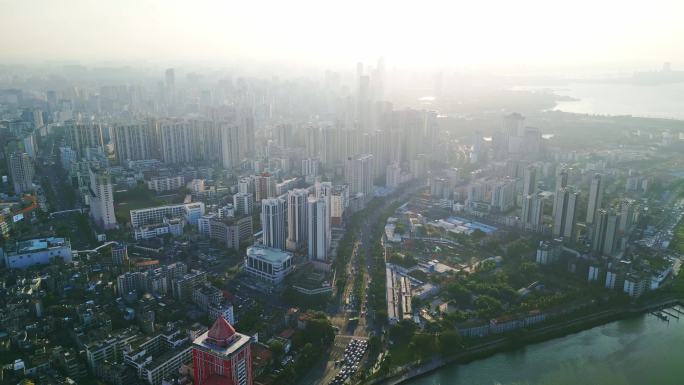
[2,0,683,71]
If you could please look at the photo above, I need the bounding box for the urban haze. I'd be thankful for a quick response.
[2,1,684,385]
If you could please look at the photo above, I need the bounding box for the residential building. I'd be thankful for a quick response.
[552,186,579,240]
[261,198,286,250]
[286,189,308,251]
[307,196,330,261]
[147,176,184,192]
[89,167,117,230]
[8,152,34,194]
[130,203,205,228]
[233,193,254,216]
[586,173,604,224]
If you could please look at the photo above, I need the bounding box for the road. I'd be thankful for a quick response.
[311,181,426,385]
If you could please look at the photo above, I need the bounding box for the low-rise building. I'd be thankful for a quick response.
[1,237,72,269]
[197,214,253,250]
[147,176,185,192]
[123,324,192,385]
[243,245,293,284]
[133,218,184,240]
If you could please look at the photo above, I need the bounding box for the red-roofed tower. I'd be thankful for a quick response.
[192,315,252,385]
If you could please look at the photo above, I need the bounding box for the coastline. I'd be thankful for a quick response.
[367,297,683,385]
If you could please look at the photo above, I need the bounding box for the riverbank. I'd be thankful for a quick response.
[368,297,683,385]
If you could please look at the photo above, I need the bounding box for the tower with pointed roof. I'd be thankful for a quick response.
[192,315,252,385]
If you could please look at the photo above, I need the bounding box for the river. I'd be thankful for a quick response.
[404,310,684,385]
[514,82,684,120]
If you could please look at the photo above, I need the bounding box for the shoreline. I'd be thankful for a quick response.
[368,297,683,385]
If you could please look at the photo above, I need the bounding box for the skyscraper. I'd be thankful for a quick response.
[307,195,330,261]
[552,187,578,240]
[219,122,240,169]
[552,166,569,217]
[386,163,401,188]
[254,173,276,202]
[592,209,622,256]
[159,119,192,164]
[261,198,286,250]
[89,167,117,230]
[65,120,105,157]
[305,126,320,158]
[522,165,537,198]
[113,121,156,162]
[165,68,175,89]
[586,173,604,224]
[192,315,252,385]
[8,152,34,194]
[233,193,254,216]
[345,154,374,197]
[521,193,544,231]
[490,178,516,212]
[286,189,309,251]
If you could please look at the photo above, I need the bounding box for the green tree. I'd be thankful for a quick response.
[410,333,436,359]
[269,340,285,364]
[438,330,462,356]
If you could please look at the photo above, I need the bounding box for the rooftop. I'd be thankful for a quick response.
[14,237,69,254]
[246,245,292,263]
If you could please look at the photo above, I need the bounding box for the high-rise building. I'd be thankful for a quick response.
[159,119,192,164]
[219,122,240,169]
[165,68,175,89]
[490,178,516,212]
[305,126,320,158]
[521,193,544,231]
[386,163,401,188]
[89,167,117,230]
[286,189,309,251]
[307,196,330,261]
[552,187,579,240]
[65,120,105,157]
[8,152,34,194]
[273,124,293,148]
[592,209,622,256]
[552,166,569,217]
[586,173,604,224]
[522,165,537,198]
[301,158,319,179]
[254,173,277,202]
[113,121,156,162]
[192,315,252,385]
[233,193,254,216]
[345,154,374,197]
[261,198,286,250]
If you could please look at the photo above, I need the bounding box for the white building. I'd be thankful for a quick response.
[147,176,184,192]
[2,237,72,269]
[130,202,205,228]
[133,218,184,240]
[307,196,330,261]
[233,192,254,216]
[386,163,401,188]
[301,158,319,181]
[261,198,286,250]
[8,152,34,194]
[197,214,253,250]
[244,245,294,284]
[89,168,117,230]
[345,154,374,198]
[286,189,309,251]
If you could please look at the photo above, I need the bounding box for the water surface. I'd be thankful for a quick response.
[406,311,684,385]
